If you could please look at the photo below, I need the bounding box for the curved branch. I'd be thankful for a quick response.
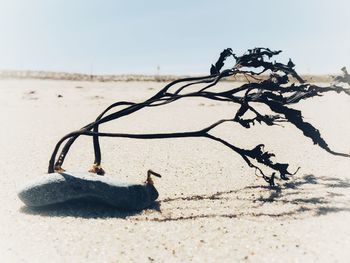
[48,47,350,186]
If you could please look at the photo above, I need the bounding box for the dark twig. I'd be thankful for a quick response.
[48,48,350,186]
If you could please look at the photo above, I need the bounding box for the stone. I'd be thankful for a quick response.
[17,172,159,210]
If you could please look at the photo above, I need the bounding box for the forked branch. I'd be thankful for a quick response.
[48,48,350,186]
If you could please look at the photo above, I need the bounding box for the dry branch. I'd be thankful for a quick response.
[48,48,350,186]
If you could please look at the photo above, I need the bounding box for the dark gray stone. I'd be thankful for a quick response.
[18,172,159,210]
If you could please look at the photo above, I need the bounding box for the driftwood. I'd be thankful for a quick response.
[48,48,350,186]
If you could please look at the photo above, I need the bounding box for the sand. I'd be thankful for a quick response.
[0,79,349,262]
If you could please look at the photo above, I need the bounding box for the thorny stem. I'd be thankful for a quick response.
[48,48,350,186]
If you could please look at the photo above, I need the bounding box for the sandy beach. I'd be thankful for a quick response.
[0,78,349,262]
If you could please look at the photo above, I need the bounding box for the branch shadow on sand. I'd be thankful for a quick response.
[20,174,350,221]
[151,174,350,221]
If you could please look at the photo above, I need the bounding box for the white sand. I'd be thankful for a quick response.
[0,79,349,262]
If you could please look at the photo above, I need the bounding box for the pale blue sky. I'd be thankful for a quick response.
[0,0,349,75]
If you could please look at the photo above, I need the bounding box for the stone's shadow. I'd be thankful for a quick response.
[20,174,350,220]
[20,198,161,219]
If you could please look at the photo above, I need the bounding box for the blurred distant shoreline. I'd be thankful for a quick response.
[0,69,335,83]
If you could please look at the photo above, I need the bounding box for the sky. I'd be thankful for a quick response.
[0,0,349,75]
